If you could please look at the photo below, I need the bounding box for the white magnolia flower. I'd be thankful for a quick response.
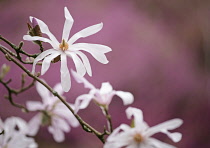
[0,117,37,148]
[104,107,183,148]
[23,7,112,92]
[72,70,134,113]
[26,80,79,142]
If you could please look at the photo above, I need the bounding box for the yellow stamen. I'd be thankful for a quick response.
[59,39,69,51]
[133,133,143,143]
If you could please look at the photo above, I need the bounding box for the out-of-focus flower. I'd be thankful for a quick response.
[104,107,183,148]
[23,7,112,92]
[26,80,79,142]
[0,117,38,148]
[72,70,134,113]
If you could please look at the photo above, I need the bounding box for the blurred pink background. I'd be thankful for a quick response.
[0,0,210,147]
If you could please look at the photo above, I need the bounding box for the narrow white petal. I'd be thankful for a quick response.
[32,49,55,74]
[41,51,61,75]
[62,7,74,41]
[74,94,93,113]
[36,79,51,104]
[145,119,183,138]
[71,43,109,64]
[30,16,59,48]
[66,52,86,77]
[26,101,44,111]
[54,118,70,133]
[48,126,65,142]
[100,82,113,94]
[161,130,182,143]
[27,114,42,136]
[126,107,144,127]
[74,51,92,76]
[115,91,134,105]
[147,138,176,148]
[60,54,71,92]
[72,43,111,53]
[23,35,56,48]
[53,83,64,96]
[68,23,103,44]
[71,70,95,90]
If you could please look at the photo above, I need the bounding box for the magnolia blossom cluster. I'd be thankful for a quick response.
[0,6,184,148]
[0,117,37,148]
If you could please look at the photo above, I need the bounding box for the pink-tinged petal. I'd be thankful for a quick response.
[147,138,176,148]
[53,118,70,133]
[74,94,93,113]
[23,35,55,48]
[115,91,134,105]
[71,70,95,90]
[4,117,27,134]
[66,52,86,77]
[26,101,44,111]
[145,119,183,140]
[100,82,113,94]
[60,54,71,92]
[41,51,61,75]
[36,80,51,104]
[68,23,103,44]
[27,114,42,136]
[62,7,74,41]
[71,43,109,64]
[32,49,55,74]
[48,126,65,142]
[126,107,144,127]
[29,16,59,48]
[74,51,92,76]
[53,83,64,96]
[73,43,111,53]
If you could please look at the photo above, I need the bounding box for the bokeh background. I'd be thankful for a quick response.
[0,0,210,147]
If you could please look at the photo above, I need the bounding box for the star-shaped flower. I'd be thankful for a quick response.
[104,107,183,148]
[72,70,134,113]
[0,117,37,148]
[23,7,112,92]
[26,80,79,142]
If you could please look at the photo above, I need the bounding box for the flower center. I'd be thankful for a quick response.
[59,39,69,51]
[133,133,143,143]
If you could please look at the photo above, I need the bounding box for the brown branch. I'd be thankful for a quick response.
[0,44,109,143]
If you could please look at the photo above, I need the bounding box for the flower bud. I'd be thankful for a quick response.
[27,18,42,45]
[0,64,10,80]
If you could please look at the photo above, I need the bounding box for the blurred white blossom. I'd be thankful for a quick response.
[72,70,134,113]
[23,7,112,92]
[104,107,183,148]
[0,117,37,148]
[26,80,79,142]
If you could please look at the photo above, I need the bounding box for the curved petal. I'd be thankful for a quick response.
[27,114,42,136]
[72,43,111,53]
[36,79,51,104]
[68,23,103,44]
[71,43,109,64]
[41,51,61,75]
[74,51,92,76]
[145,119,183,142]
[62,7,74,41]
[147,138,176,148]
[100,82,113,94]
[71,70,95,90]
[126,107,144,127]
[26,101,44,111]
[53,83,64,96]
[66,52,86,77]
[115,91,134,105]
[53,118,70,133]
[74,94,93,113]
[48,126,65,142]
[32,49,55,74]
[23,35,55,48]
[60,54,71,92]
[30,16,59,48]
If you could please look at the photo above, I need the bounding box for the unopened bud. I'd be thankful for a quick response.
[0,64,10,80]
